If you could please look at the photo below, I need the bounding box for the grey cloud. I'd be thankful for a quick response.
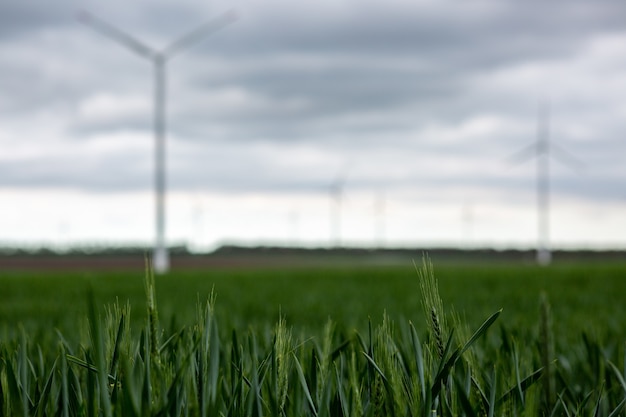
[0,151,152,191]
[210,1,626,65]
[0,3,73,38]
[1,0,625,210]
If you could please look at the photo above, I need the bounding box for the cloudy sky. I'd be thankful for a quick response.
[1,0,625,251]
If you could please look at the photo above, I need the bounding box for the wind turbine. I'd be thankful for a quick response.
[461,200,473,247]
[288,208,300,247]
[328,166,352,248]
[373,190,386,248]
[510,101,582,265]
[78,10,236,273]
[329,172,346,248]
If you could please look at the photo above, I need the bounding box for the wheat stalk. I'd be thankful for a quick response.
[415,255,447,360]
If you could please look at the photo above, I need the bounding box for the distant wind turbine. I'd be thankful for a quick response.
[462,201,474,247]
[288,208,300,247]
[509,102,582,265]
[329,168,349,247]
[374,190,386,248]
[78,10,237,273]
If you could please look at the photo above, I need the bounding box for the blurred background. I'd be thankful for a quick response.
[1,0,625,256]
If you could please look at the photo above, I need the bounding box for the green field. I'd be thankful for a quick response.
[1,260,624,342]
[1,258,625,415]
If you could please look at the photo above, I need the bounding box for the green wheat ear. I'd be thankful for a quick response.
[415,254,447,360]
[274,314,292,413]
[144,256,160,360]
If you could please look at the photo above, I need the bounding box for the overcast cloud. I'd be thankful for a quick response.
[1,0,625,248]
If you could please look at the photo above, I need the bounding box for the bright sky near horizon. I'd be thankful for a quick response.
[1,0,625,251]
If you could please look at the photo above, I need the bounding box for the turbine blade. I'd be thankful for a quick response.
[163,9,238,59]
[332,164,352,193]
[506,142,538,165]
[550,142,585,172]
[77,10,155,59]
[330,177,342,198]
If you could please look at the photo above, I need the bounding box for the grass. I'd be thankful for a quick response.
[1,261,624,342]
[0,258,625,415]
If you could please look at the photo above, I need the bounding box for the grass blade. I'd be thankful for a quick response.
[497,367,544,406]
[607,398,625,417]
[60,344,70,417]
[409,322,426,402]
[487,367,497,417]
[453,374,478,417]
[88,289,112,417]
[608,361,626,394]
[108,311,126,378]
[459,310,501,358]
[293,353,318,417]
[592,383,604,417]
[362,351,396,417]
[5,354,24,417]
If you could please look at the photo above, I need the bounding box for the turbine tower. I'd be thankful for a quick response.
[329,173,346,248]
[78,10,236,273]
[510,102,581,265]
[462,201,473,247]
[374,190,386,248]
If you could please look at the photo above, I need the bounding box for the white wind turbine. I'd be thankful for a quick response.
[510,102,582,265]
[373,190,386,248]
[329,171,346,248]
[78,10,236,273]
[328,164,353,248]
[461,200,474,247]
